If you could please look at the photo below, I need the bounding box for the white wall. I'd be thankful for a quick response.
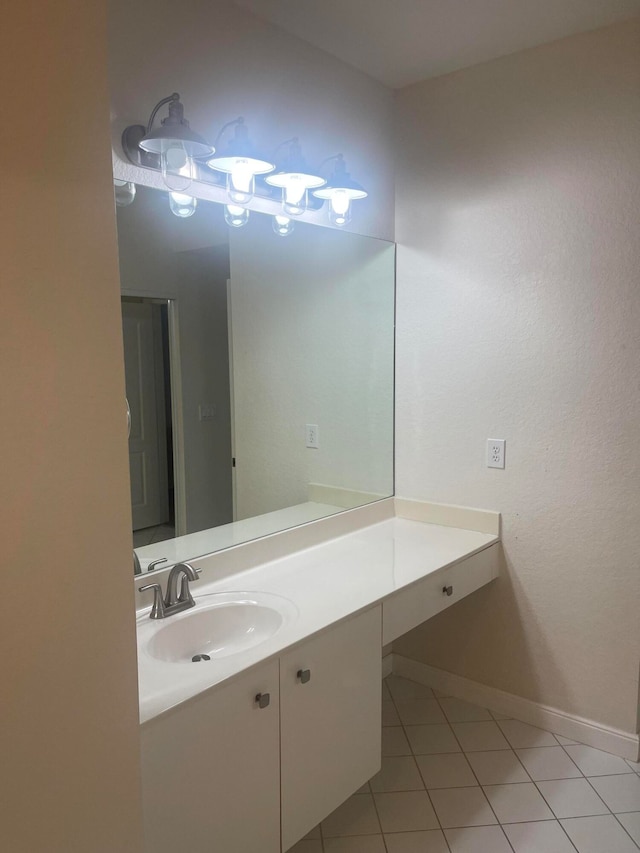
[108,0,394,241]
[1,2,144,850]
[230,217,395,520]
[394,20,640,735]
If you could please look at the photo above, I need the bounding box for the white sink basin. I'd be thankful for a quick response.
[141,591,297,663]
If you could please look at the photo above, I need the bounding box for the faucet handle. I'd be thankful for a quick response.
[139,583,166,619]
[147,557,168,572]
[177,565,201,606]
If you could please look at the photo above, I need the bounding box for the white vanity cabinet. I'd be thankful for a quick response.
[140,658,281,853]
[280,605,382,850]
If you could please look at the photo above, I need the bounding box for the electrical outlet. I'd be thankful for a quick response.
[198,404,216,422]
[487,439,506,469]
[306,424,319,449]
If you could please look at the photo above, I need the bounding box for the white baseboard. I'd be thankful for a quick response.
[382,653,393,679]
[392,654,640,762]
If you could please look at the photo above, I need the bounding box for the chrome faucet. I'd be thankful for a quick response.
[139,562,201,619]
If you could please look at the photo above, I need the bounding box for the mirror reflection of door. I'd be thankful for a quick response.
[122,297,174,545]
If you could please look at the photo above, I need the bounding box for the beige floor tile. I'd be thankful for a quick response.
[589,773,640,813]
[537,778,608,818]
[416,753,477,789]
[438,697,492,723]
[452,721,510,752]
[555,735,580,746]
[406,724,461,755]
[324,835,387,853]
[564,744,633,777]
[515,746,582,781]
[383,680,392,700]
[396,698,447,726]
[466,750,530,785]
[287,841,322,853]
[384,830,449,852]
[444,825,512,852]
[321,794,380,837]
[497,719,558,749]
[503,820,577,852]
[302,824,321,839]
[373,790,439,832]
[429,786,497,828]
[484,782,555,823]
[616,812,640,846]
[370,755,425,792]
[561,815,639,852]
[387,676,435,701]
[383,726,412,756]
[383,701,402,726]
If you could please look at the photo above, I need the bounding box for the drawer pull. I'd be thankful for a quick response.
[297,668,311,684]
[255,692,270,709]
[443,585,454,597]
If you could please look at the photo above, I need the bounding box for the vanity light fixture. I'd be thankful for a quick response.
[122,93,214,193]
[207,118,275,205]
[272,214,295,237]
[265,138,326,217]
[313,155,368,227]
[224,204,250,228]
[169,192,198,218]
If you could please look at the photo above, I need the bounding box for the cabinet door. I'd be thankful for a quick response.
[141,660,280,853]
[280,606,382,851]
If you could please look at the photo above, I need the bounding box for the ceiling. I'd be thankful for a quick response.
[234,0,640,88]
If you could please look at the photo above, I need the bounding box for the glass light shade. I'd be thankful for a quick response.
[208,155,274,205]
[314,182,367,227]
[266,172,325,217]
[272,214,295,237]
[169,192,197,218]
[114,180,136,207]
[224,204,250,228]
[160,140,195,192]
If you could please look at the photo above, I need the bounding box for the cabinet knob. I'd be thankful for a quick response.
[297,668,311,684]
[443,585,453,597]
[255,692,270,709]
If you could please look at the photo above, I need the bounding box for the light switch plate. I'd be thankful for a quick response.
[306,424,319,449]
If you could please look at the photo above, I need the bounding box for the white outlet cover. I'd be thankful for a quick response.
[487,438,506,469]
[306,424,319,449]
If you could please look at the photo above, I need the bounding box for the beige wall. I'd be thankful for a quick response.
[394,21,640,735]
[0,2,144,851]
[108,0,395,242]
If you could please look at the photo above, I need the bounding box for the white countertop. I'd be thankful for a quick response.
[137,514,498,724]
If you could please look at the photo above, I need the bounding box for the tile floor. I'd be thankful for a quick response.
[133,523,175,548]
[288,675,640,853]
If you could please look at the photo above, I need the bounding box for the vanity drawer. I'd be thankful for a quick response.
[382,543,499,644]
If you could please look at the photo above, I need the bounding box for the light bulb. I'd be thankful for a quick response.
[224,204,250,228]
[169,193,197,218]
[160,140,194,192]
[328,190,352,227]
[227,160,256,204]
[114,180,136,207]
[272,215,295,237]
[283,176,308,217]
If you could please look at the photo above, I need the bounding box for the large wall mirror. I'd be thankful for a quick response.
[116,186,395,573]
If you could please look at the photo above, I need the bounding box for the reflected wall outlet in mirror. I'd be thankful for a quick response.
[305,424,319,449]
[199,404,217,422]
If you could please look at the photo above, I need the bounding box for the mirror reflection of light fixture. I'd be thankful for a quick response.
[272,214,295,237]
[114,180,136,207]
[169,192,197,218]
[121,93,213,193]
[207,118,274,205]
[313,155,368,227]
[224,204,250,228]
[265,139,326,217]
